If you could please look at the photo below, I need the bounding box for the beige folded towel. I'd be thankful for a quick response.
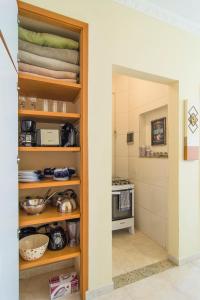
[19,39,79,65]
[19,62,77,80]
[18,50,80,73]
[19,71,77,83]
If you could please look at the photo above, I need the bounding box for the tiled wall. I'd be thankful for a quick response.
[113,74,169,248]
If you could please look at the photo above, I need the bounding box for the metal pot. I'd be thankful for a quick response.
[20,189,56,215]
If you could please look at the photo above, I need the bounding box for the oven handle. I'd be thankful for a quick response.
[112,190,132,195]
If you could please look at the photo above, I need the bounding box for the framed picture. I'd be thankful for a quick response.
[151,117,166,146]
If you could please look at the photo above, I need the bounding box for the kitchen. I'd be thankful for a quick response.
[112,73,170,282]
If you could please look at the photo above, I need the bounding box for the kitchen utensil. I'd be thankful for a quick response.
[19,227,37,240]
[20,190,57,215]
[19,234,49,261]
[66,220,78,247]
[38,223,67,250]
[57,197,77,213]
[61,123,79,147]
[53,168,76,181]
[36,129,60,146]
[44,168,56,178]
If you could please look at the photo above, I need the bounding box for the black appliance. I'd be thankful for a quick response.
[19,120,37,147]
[61,123,79,147]
[38,223,67,250]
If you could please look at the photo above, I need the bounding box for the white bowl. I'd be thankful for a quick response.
[19,234,49,261]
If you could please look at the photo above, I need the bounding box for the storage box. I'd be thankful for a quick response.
[49,272,79,300]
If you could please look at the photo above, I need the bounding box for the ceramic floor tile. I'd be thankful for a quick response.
[112,230,167,276]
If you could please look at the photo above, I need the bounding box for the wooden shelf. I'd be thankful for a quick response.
[19,206,80,227]
[18,110,80,123]
[19,147,80,152]
[18,73,81,102]
[19,177,80,190]
[20,246,80,270]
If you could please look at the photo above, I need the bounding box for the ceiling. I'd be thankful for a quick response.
[115,0,200,35]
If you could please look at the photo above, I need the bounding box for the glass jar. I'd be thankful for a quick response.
[28,97,37,110]
[19,96,26,110]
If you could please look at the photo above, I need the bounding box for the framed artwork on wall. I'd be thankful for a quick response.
[151,117,166,146]
[184,100,199,160]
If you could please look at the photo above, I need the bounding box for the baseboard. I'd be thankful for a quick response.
[86,282,114,300]
[168,252,200,266]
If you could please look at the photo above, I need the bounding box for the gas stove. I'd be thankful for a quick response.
[112,177,134,191]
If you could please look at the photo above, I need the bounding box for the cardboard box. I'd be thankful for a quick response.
[49,272,79,300]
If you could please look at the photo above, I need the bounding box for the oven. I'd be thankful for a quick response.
[112,189,133,221]
[112,179,135,234]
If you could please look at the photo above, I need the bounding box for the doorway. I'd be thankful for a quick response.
[112,67,179,287]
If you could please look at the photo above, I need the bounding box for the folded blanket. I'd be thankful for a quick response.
[19,26,79,50]
[19,40,79,65]
[19,50,80,73]
[19,62,77,80]
[19,71,77,83]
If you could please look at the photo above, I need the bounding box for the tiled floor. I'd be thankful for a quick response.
[20,254,200,300]
[112,230,168,277]
[96,259,200,300]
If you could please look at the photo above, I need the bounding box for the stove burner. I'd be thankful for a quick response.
[112,178,131,185]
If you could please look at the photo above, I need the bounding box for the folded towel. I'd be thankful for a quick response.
[19,63,77,80]
[19,71,77,83]
[19,50,80,73]
[19,26,79,50]
[19,40,79,65]
[119,190,131,211]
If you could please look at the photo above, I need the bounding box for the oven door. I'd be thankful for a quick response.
[112,190,132,221]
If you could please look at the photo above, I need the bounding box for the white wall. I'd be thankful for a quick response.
[14,0,200,294]
[113,75,169,247]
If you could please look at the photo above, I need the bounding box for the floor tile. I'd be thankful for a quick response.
[112,230,167,277]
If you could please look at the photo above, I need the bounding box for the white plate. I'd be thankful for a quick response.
[19,179,40,182]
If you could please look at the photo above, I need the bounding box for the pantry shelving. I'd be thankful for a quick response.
[19,207,81,227]
[18,1,88,299]
[19,146,80,152]
[20,246,80,270]
[19,177,81,190]
[19,109,80,123]
[18,72,81,101]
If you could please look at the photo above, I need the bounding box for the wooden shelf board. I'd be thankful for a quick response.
[19,206,80,227]
[20,246,80,270]
[19,177,80,190]
[18,73,81,102]
[19,147,80,152]
[18,110,80,123]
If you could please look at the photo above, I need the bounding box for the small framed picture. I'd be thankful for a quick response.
[151,117,166,146]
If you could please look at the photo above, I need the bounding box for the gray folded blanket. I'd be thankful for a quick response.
[19,39,79,65]
[19,50,80,73]
[19,62,77,80]
[19,71,77,83]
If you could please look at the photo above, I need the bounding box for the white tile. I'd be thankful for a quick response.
[116,134,128,158]
[116,112,129,134]
[115,157,128,178]
[115,92,129,113]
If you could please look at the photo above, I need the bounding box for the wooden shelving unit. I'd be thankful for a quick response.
[19,109,80,123]
[18,2,88,299]
[19,146,80,152]
[18,73,81,101]
[19,207,81,227]
[19,177,80,190]
[20,246,80,270]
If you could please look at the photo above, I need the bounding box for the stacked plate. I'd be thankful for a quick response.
[18,170,41,182]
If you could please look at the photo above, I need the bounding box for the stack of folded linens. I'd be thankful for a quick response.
[18,26,80,82]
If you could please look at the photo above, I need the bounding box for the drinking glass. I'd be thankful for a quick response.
[19,96,26,110]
